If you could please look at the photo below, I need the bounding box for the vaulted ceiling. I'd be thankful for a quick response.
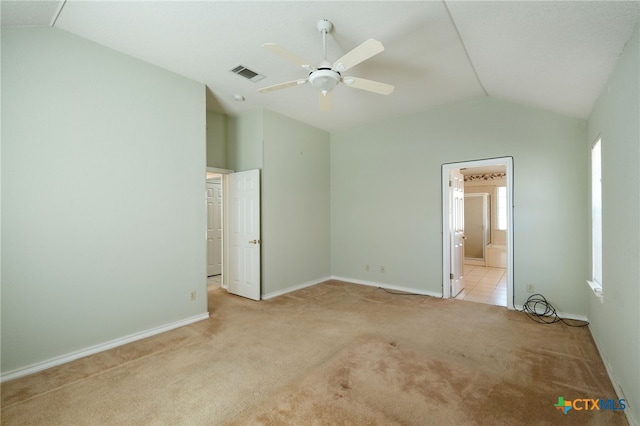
[2,1,638,131]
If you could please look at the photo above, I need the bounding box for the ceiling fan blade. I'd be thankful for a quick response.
[263,43,314,70]
[342,77,394,95]
[319,91,333,111]
[332,39,385,72]
[258,79,308,94]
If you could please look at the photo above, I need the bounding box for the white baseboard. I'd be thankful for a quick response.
[260,276,443,300]
[589,329,638,426]
[1,312,210,383]
[513,304,589,322]
[331,275,443,298]
[261,276,332,300]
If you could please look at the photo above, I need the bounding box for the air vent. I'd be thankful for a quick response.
[230,65,265,82]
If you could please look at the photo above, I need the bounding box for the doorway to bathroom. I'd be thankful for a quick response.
[442,157,514,310]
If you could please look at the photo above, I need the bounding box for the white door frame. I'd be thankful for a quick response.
[206,167,233,289]
[441,157,514,309]
[450,169,465,297]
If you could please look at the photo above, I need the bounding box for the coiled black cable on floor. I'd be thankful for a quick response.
[521,293,589,327]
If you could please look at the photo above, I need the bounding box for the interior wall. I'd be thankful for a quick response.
[587,22,639,422]
[262,110,331,295]
[226,110,264,172]
[206,111,228,169]
[331,97,588,313]
[1,27,207,373]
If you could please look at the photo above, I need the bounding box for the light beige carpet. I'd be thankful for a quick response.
[1,280,627,425]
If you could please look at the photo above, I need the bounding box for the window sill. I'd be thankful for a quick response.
[587,280,604,303]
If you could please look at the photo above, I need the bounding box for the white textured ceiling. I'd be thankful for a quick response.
[2,1,638,131]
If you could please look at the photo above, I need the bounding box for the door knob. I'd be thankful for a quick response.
[249,239,260,244]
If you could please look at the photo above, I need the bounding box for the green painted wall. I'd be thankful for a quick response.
[206,111,228,169]
[331,97,588,314]
[587,22,639,421]
[227,110,263,172]
[1,27,207,373]
[262,110,331,295]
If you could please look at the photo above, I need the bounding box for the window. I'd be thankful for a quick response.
[496,186,507,230]
[590,138,602,293]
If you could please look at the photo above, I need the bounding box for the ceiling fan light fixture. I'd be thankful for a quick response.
[309,69,340,93]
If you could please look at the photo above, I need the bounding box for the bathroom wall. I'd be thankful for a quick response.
[464,193,489,259]
[465,178,506,246]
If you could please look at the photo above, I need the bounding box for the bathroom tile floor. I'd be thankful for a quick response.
[454,265,507,307]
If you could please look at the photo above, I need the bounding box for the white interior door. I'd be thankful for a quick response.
[228,169,261,300]
[450,170,465,297]
[206,181,222,276]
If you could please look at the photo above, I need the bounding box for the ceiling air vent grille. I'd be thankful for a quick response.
[230,65,265,82]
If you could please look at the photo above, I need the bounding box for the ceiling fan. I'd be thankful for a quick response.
[258,19,394,111]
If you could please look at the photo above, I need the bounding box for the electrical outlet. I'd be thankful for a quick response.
[365,264,370,272]
[526,284,534,293]
[380,266,385,273]
[190,291,197,301]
